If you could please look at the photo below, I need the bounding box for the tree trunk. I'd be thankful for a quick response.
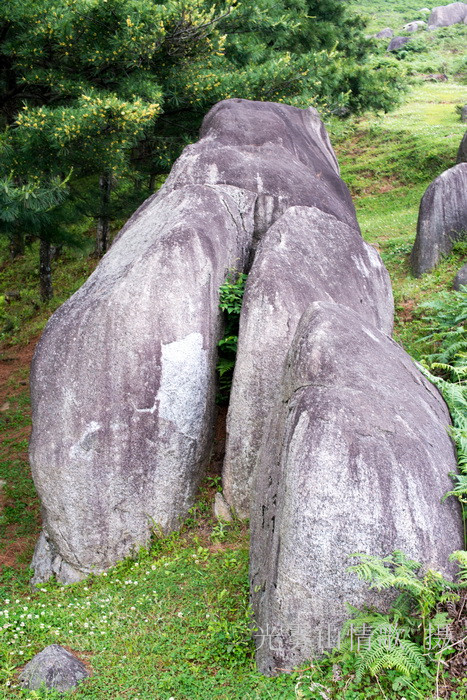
[39,238,53,302]
[148,172,156,192]
[9,230,25,259]
[96,171,112,257]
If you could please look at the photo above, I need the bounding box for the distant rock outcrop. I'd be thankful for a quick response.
[223,206,393,517]
[411,163,467,276]
[453,263,467,289]
[404,20,427,30]
[375,27,394,38]
[388,36,412,50]
[457,130,467,162]
[251,302,463,675]
[428,2,467,28]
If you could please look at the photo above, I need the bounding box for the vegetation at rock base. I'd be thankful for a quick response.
[0,0,467,696]
[216,272,247,405]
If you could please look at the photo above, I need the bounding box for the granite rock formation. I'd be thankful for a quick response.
[250,302,463,675]
[223,206,393,517]
[411,163,467,276]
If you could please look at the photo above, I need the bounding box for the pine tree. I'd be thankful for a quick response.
[0,0,407,293]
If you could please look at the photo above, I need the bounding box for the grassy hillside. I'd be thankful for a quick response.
[0,1,466,696]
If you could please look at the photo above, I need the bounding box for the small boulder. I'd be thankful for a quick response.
[213,492,233,522]
[404,20,427,30]
[19,645,89,691]
[387,36,412,50]
[457,130,467,163]
[453,264,467,289]
[428,2,467,28]
[411,163,467,276]
[375,27,394,38]
[461,105,467,122]
[250,302,463,675]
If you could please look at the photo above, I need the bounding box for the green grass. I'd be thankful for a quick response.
[330,79,467,357]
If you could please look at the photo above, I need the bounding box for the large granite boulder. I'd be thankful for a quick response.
[457,130,467,163]
[411,163,467,276]
[428,2,467,27]
[388,36,412,50]
[30,185,250,583]
[19,645,89,691]
[250,302,463,675]
[223,206,394,517]
[30,98,357,582]
[453,263,467,289]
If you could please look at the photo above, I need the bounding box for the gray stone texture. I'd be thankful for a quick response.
[404,20,427,30]
[411,163,467,276]
[428,2,467,27]
[162,99,360,240]
[388,36,412,50]
[30,98,359,582]
[453,263,467,289]
[30,185,250,582]
[250,302,463,676]
[457,130,467,163]
[461,106,467,123]
[223,206,394,517]
[19,645,89,691]
[375,27,394,38]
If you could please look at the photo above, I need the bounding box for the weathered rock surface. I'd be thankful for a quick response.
[428,2,467,27]
[453,263,467,289]
[457,130,467,163]
[30,98,358,582]
[223,206,394,517]
[250,302,463,675]
[30,185,250,582]
[19,645,89,691]
[162,99,360,238]
[411,163,467,276]
[461,105,467,123]
[213,492,233,522]
[388,36,412,50]
[404,20,427,30]
[375,27,394,38]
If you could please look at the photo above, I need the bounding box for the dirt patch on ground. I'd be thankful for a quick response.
[0,532,37,569]
[0,335,40,404]
[0,335,41,570]
[398,298,416,324]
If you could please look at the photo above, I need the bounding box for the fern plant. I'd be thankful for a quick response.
[216,271,247,404]
[344,550,465,684]
[415,285,467,545]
